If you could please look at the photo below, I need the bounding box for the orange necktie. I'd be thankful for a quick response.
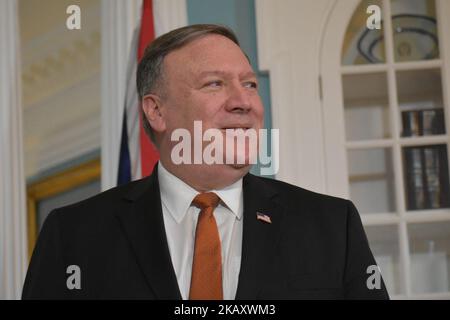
[189,192,223,300]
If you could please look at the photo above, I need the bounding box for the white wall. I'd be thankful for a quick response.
[255,0,335,193]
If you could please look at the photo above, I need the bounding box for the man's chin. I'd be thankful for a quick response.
[226,162,252,172]
[228,162,246,168]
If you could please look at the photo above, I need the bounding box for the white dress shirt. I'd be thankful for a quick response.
[158,162,243,300]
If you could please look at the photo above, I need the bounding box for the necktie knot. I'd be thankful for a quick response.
[192,192,220,210]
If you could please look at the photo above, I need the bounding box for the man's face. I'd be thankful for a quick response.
[159,34,264,167]
[142,33,265,189]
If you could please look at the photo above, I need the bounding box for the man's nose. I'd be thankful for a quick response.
[224,82,252,114]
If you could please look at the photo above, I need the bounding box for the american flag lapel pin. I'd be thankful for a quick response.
[256,211,272,224]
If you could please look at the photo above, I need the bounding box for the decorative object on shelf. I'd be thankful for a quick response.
[401,108,445,137]
[358,14,439,63]
[403,144,450,210]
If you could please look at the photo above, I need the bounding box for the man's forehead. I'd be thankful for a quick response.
[166,34,246,64]
[164,35,253,78]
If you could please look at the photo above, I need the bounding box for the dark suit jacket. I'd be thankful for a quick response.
[22,165,389,299]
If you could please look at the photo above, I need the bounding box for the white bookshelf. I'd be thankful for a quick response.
[338,0,450,298]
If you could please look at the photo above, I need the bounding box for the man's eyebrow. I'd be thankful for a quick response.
[196,70,257,79]
[241,71,257,79]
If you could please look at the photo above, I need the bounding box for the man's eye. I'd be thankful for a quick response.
[205,81,222,88]
[243,81,258,89]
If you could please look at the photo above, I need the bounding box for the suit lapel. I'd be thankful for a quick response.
[235,174,284,299]
[115,166,182,299]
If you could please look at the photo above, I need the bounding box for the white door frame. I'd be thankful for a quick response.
[319,0,361,198]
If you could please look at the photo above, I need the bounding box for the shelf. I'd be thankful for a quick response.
[349,172,387,182]
[346,139,393,149]
[345,135,449,149]
[341,64,387,75]
[399,100,444,111]
[404,209,450,223]
[361,209,450,224]
[393,59,442,71]
[407,292,450,300]
[341,59,442,74]
[390,295,407,300]
[399,135,449,146]
[361,213,401,225]
[391,292,450,300]
[344,97,389,107]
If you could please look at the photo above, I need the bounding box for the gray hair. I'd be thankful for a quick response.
[136,24,241,143]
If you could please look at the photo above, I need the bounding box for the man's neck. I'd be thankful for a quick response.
[158,158,249,192]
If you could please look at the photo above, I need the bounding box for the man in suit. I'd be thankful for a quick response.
[22,24,389,300]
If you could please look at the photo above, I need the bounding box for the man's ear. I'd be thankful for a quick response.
[142,94,166,133]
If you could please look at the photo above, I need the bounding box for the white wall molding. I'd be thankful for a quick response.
[23,72,101,180]
[21,28,101,108]
[0,0,28,300]
[101,0,187,190]
[21,5,100,109]
[255,0,334,192]
[24,74,101,177]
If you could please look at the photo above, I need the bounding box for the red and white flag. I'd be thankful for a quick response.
[118,0,160,185]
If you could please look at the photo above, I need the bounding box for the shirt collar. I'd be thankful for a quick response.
[158,162,243,223]
[212,179,243,220]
